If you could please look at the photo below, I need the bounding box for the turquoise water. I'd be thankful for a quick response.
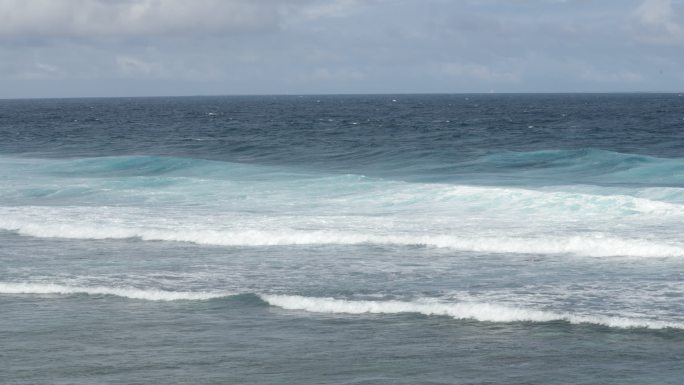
[1,94,684,384]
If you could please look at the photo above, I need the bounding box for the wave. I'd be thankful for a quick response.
[34,156,216,178]
[0,282,230,301]
[59,148,681,186]
[2,283,680,329]
[3,152,684,259]
[0,154,311,181]
[2,216,683,257]
[3,283,680,329]
[262,295,684,330]
[5,149,684,186]
[435,185,684,215]
[466,149,684,186]
[4,153,684,215]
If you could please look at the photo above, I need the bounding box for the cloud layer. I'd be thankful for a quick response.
[1,0,683,97]
[0,0,294,37]
[635,0,684,43]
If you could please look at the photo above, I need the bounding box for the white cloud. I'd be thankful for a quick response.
[439,62,520,83]
[634,0,684,44]
[16,61,64,80]
[116,55,158,77]
[299,67,366,83]
[298,0,362,19]
[0,0,294,38]
[578,64,644,83]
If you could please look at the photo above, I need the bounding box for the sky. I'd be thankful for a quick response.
[0,0,683,98]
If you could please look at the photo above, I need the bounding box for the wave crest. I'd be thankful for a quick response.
[2,217,683,258]
[0,282,229,301]
[261,295,684,330]
[473,149,684,180]
[3,283,680,329]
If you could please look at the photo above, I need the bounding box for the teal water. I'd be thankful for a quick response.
[1,94,684,384]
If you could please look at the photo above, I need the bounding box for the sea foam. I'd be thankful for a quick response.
[2,217,683,258]
[0,282,229,301]
[2,283,680,329]
[261,295,684,330]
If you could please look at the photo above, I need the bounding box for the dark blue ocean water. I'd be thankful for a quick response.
[1,94,684,384]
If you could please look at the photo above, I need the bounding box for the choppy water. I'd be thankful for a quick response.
[1,94,684,384]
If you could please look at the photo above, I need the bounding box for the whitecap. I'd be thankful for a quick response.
[0,282,230,301]
[261,295,684,330]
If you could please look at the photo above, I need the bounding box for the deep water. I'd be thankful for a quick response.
[1,94,684,384]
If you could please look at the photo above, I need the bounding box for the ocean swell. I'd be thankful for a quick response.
[466,148,684,186]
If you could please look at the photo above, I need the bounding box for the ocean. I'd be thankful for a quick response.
[1,94,683,384]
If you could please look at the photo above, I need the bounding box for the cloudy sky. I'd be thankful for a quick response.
[1,0,683,98]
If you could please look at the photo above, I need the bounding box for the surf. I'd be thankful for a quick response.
[2,218,683,257]
[0,282,230,301]
[262,294,684,330]
[2,282,680,330]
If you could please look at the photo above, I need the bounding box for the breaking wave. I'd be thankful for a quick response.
[1,218,683,257]
[262,295,684,330]
[2,283,681,330]
[6,149,684,186]
[0,282,230,301]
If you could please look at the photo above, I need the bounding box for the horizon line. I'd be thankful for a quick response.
[2,90,684,101]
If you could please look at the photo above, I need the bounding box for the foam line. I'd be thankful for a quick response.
[438,185,684,216]
[2,284,680,329]
[0,282,229,301]
[2,219,684,257]
[261,295,684,330]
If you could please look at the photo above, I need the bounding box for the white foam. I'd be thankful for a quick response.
[439,185,684,216]
[0,282,229,301]
[261,295,684,330]
[2,215,684,258]
[3,284,680,329]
